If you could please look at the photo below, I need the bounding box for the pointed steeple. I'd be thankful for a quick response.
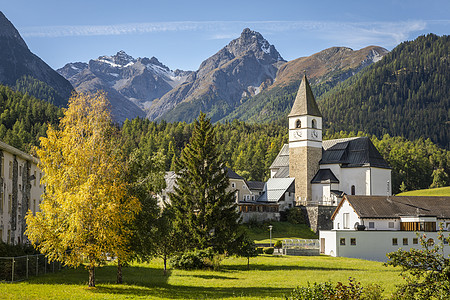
[288,75,322,117]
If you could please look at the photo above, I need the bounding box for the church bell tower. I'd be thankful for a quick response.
[288,75,322,205]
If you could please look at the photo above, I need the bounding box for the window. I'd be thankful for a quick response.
[33,199,36,214]
[296,119,301,128]
[392,238,398,246]
[343,213,350,229]
[311,119,317,129]
[231,182,236,188]
[351,185,355,195]
[340,238,346,246]
[388,222,395,228]
[9,161,12,179]
[19,184,21,193]
[444,238,448,245]
[413,238,418,245]
[350,238,356,246]
[19,165,22,176]
[403,238,408,245]
[369,222,375,229]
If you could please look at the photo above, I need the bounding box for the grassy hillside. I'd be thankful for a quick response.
[1,256,401,299]
[397,186,450,196]
[243,221,318,243]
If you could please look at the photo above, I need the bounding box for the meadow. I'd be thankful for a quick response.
[1,255,402,299]
[397,186,450,196]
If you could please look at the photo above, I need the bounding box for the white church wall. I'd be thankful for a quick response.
[288,115,322,130]
[311,184,323,204]
[340,167,370,195]
[370,167,392,196]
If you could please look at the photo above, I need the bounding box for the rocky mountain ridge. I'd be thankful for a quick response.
[0,11,74,107]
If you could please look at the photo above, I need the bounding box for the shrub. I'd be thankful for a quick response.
[263,247,274,254]
[274,240,283,249]
[286,207,306,224]
[256,247,264,254]
[285,281,334,300]
[361,283,384,300]
[170,248,216,270]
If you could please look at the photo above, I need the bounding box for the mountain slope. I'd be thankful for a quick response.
[58,51,192,122]
[222,46,388,123]
[0,11,73,106]
[320,34,449,149]
[147,28,286,123]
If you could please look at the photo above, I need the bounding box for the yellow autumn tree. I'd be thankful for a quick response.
[25,92,140,287]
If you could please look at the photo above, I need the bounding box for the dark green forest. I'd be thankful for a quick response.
[0,85,63,152]
[0,83,448,194]
[320,34,449,149]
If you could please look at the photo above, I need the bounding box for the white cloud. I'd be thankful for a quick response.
[20,19,433,48]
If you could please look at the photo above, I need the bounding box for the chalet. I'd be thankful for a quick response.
[0,140,44,244]
[319,195,450,261]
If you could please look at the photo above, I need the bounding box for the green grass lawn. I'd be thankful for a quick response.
[397,186,450,196]
[243,222,318,244]
[1,255,402,299]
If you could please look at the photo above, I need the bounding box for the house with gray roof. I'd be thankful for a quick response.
[320,195,450,261]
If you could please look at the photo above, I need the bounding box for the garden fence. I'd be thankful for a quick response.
[0,254,62,282]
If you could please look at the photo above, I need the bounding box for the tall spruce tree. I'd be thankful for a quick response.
[169,112,240,252]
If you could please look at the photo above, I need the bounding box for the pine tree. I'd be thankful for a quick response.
[169,112,240,252]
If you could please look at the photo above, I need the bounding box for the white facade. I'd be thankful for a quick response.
[0,141,44,244]
[320,230,450,262]
[320,196,450,261]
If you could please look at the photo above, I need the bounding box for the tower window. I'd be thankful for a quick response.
[296,119,301,128]
[311,119,317,129]
[351,185,356,195]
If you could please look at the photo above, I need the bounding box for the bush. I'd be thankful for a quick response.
[286,207,306,224]
[263,247,274,254]
[0,242,38,257]
[170,248,216,270]
[256,247,264,254]
[285,278,383,300]
[274,240,283,249]
[285,282,334,300]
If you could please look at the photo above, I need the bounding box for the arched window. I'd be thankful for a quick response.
[311,119,317,129]
[351,185,356,195]
[296,119,301,128]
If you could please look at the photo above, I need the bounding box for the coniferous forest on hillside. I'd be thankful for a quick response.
[320,34,449,149]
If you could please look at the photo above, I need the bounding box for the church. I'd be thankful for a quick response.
[242,75,392,230]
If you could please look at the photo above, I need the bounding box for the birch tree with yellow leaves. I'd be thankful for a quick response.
[25,92,140,287]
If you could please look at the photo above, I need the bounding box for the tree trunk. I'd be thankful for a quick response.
[117,258,123,284]
[163,254,167,276]
[88,265,95,287]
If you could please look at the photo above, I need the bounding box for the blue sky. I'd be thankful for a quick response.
[1,0,449,71]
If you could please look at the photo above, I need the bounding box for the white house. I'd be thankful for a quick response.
[0,140,44,245]
[320,195,450,261]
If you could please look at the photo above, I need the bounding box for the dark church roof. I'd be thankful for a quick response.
[288,75,322,117]
[311,169,339,183]
[333,195,450,220]
[321,137,390,168]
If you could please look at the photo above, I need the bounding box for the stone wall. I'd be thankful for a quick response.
[289,146,321,205]
[302,205,337,233]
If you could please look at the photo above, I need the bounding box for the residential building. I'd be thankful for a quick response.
[320,195,450,261]
[0,140,44,244]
